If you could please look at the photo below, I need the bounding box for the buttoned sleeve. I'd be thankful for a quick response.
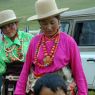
[69,36,88,95]
[14,39,33,95]
[0,43,7,75]
[0,60,6,75]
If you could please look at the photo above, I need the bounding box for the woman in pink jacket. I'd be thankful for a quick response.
[14,0,88,95]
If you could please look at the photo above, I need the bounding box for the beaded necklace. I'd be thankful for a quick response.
[34,33,60,68]
[4,38,24,62]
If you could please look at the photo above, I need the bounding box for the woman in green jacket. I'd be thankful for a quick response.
[0,9,33,94]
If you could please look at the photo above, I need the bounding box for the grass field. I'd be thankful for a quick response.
[0,0,95,95]
[89,91,95,95]
[0,0,95,30]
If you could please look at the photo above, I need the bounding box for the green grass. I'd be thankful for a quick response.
[0,0,95,30]
[89,91,95,95]
[0,0,95,94]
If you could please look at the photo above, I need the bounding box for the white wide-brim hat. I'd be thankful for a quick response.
[27,0,69,21]
[0,10,21,27]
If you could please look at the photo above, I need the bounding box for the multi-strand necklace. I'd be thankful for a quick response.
[34,33,60,68]
[4,39,24,62]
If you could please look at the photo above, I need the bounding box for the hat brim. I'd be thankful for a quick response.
[27,8,69,21]
[0,17,21,27]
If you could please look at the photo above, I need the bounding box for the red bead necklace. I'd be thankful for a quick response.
[4,33,24,62]
[34,33,60,68]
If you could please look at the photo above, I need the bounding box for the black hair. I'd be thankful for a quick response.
[55,14,60,20]
[33,73,67,95]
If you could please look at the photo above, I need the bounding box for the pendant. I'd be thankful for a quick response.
[43,56,51,66]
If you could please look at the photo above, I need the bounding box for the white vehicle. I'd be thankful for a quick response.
[60,7,95,90]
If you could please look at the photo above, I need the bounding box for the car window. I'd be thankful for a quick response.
[74,20,95,46]
[60,22,70,33]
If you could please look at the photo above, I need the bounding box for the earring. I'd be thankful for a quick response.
[2,33,4,41]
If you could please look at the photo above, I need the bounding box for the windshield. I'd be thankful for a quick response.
[74,20,95,46]
[60,22,70,33]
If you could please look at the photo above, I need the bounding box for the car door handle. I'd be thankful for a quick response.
[87,58,95,62]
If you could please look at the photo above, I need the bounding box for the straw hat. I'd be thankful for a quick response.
[27,0,69,21]
[0,10,20,27]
